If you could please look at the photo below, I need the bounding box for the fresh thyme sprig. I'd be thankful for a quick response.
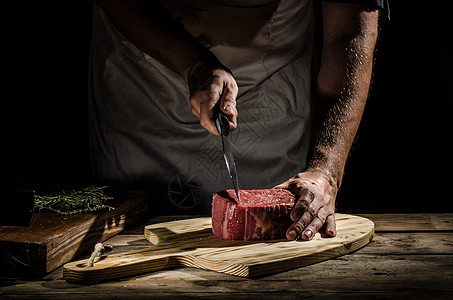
[34,186,114,215]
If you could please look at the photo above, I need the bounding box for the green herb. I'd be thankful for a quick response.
[34,186,114,215]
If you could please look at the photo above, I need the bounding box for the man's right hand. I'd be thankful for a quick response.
[96,0,239,135]
[188,65,238,136]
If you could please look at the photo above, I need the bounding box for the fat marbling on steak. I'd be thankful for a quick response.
[212,189,295,240]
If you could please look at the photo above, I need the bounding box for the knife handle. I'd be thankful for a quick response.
[215,112,230,136]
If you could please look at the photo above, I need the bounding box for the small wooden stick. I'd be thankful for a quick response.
[87,243,113,267]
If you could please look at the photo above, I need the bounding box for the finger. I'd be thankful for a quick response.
[199,91,221,135]
[286,218,306,241]
[222,100,238,131]
[191,106,200,119]
[324,214,336,237]
[290,189,314,222]
[189,96,201,118]
[200,117,219,135]
[273,181,290,190]
[301,215,325,241]
[273,179,297,193]
[220,83,238,130]
[319,214,336,238]
[287,200,320,241]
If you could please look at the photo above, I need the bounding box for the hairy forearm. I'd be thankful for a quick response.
[307,3,379,188]
[95,0,220,82]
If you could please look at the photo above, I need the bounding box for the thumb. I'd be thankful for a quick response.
[273,181,290,190]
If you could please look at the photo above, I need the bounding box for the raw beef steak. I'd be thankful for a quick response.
[212,189,295,240]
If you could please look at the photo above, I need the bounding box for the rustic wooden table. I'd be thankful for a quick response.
[1,214,452,299]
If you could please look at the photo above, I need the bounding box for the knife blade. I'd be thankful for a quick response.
[215,112,241,204]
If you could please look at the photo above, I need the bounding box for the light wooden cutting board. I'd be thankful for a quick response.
[63,213,374,283]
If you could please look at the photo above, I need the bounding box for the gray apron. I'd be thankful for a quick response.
[88,0,315,214]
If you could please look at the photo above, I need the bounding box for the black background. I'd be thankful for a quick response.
[2,1,452,213]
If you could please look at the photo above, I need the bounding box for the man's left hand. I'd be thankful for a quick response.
[274,169,338,241]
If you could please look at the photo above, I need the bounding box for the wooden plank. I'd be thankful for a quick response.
[362,232,453,254]
[60,213,453,268]
[429,214,453,230]
[359,213,453,231]
[103,231,453,256]
[0,190,147,276]
[2,254,453,299]
[62,213,374,283]
[2,215,453,299]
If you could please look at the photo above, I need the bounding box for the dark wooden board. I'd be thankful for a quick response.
[0,190,147,277]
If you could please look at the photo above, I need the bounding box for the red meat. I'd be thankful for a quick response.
[212,189,295,240]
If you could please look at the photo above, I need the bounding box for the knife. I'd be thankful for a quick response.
[215,112,241,204]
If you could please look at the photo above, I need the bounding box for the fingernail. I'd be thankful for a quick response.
[327,229,336,236]
[287,230,297,240]
[303,229,313,240]
[223,105,234,114]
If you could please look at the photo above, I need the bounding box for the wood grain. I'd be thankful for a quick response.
[63,213,374,283]
[359,213,453,231]
[0,190,147,276]
[2,214,452,299]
